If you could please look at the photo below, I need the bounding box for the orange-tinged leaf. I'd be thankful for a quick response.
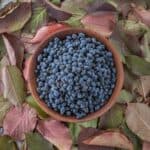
[83,130,133,150]
[37,119,72,150]
[3,104,37,140]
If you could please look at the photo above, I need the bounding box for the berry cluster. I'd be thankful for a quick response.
[35,33,116,119]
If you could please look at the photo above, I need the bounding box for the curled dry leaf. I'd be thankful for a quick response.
[1,66,26,105]
[41,0,72,21]
[126,103,150,142]
[30,23,70,44]
[2,33,24,69]
[37,119,72,150]
[0,2,31,33]
[83,130,133,150]
[3,104,37,140]
[81,11,116,37]
[143,142,150,150]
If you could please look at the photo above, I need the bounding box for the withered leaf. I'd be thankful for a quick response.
[3,104,37,140]
[126,103,150,142]
[1,66,26,105]
[2,33,24,69]
[0,2,31,33]
[37,119,72,150]
[41,0,72,21]
[83,130,133,150]
[81,11,116,37]
[143,142,150,150]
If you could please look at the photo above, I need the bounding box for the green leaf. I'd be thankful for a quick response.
[50,0,61,5]
[0,135,17,150]
[26,132,54,150]
[125,55,150,76]
[69,119,98,144]
[0,96,11,126]
[117,89,133,103]
[99,104,124,129]
[24,6,48,34]
[121,123,142,150]
[1,66,26,105]
[0,36,6,61]
[26,96,48,119]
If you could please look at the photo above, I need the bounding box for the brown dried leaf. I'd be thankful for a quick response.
[126,103,150,142]
[3,104,37,140]
[2,33,24,69]
[0,2,31,33]
[81,11,116,37]
[37,119,72,150]
[83,130,133,150]
[143,142,150,150]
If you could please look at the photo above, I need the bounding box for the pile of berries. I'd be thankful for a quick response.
[35,33,116,119]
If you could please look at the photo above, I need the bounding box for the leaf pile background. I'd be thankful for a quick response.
[0,0,150,150]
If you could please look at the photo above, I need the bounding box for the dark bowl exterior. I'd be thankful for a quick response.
[28,28,124,122]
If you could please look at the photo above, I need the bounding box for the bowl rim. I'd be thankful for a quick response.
[28,28,124,123]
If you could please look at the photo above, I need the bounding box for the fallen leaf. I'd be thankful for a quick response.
[69,119,98,144]
[41,0,72,21]
[118,89,133,103]
[126,103,150,142]
[3,104,37,140]
[120,122,142,150]
[81,11,116,37]
[26,132,54,150]
[37,119,72,150]
[132,4,150,27]
[143,142,150,150]
[23,56,32,81]
[24,5,48,34]
[2,33,24,69]
[1,66,26,105]
[99,104,124,129]
[30,23,70,44]
[0,96,11,126]
[125,55,150,76]
[0,2,31,33]
[0,36,6,61]
[0,135,17,150]
[83,130,133,150]
[26,96,48,119]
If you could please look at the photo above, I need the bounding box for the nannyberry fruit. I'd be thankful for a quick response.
[35,33,116,119]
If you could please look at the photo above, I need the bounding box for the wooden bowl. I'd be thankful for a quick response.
[28,28,124,122]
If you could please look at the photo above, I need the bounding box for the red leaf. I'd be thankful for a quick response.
[2,33,24,69]
[30,23,70,43]
[3,104,37,140]
[37,119,72,150]
[81,11,116,37]
[143,142,150,150]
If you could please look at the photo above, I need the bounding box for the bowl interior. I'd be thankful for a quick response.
[28,28,124,122]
